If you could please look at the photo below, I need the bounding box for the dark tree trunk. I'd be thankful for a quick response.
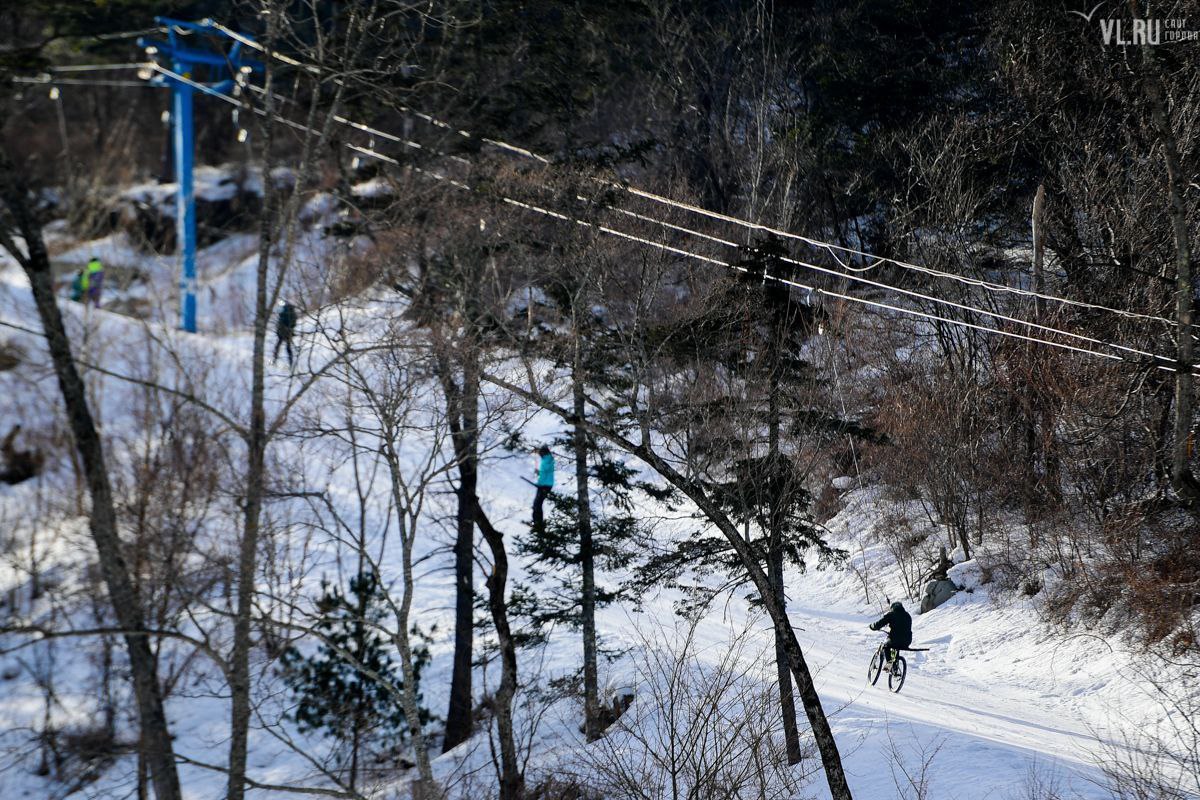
[471,501,524,800]
[573,367,601,741]
[767,378,802,764]
[0,150,183,800]
[1134,17,1199,503]
[651,447,850,799]
[442,354,479,752]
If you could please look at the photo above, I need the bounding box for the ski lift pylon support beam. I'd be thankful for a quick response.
[138,17,263,333]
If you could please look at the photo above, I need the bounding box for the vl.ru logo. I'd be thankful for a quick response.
[1067,3,1198,45]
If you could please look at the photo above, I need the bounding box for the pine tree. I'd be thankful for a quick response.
[281,571,429,790]
[624,235,867,761]
[506,227,678,738]
[514,441,672,629]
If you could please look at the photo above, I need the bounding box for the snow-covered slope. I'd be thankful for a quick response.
[1,224,1196,800]
[429,474,1178,800]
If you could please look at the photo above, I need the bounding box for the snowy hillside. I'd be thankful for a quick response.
[2,212,1197,800]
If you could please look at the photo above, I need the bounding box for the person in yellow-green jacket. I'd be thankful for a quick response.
[84,256,104,308]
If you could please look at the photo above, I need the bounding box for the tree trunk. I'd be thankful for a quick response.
[442,355,479,752]
[1032,184,1046,323]
[381,437,441,798]
[1134,0,1199,503]
[0,150,183,800]
[664,452,849,799]
[225,171,272,800]
[767,376,802,764]
[1029,184,1061,501]
[348,558,369,793]
[471,501,524,800]
[1024,185,1043,498]
[573,364,601,741]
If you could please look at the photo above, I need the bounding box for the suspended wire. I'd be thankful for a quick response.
[44,63,152,72]
[205,20,313,70]
[12,63,155,89]
[23,25,1191,383]
[614,186,1186,330]
[206,17,1187,332]
[218,60,1190,357]
[503,195,1184,372]
[207,19,555,164]
[19,57,1155,367]
[144,60,1192,375]
[54,50,1180,345]
[13,77,154,88]
[590,199,1190,361]
[244,84,472,166]
[58,26,168,42]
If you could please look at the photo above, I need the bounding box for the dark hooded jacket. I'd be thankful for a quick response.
[277,303,297,337]
[870,605,913,649]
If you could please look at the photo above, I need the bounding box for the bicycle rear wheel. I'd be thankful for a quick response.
[888,656,907,693]
[868,647,884,685]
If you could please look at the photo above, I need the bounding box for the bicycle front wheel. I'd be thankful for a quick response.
[868,647,884,685]
[888,656,907,693]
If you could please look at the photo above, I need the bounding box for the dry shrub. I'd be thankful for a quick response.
[1096,658,1200,800]
[525,777,600,800]
[1119,541,1200,652]
[38,724,126,790]
[0,339,24,371]
[868,362,1001,560]
[1038,508,1200,658]
[554,614,818,800]
[873,505,938,598]
[813,483,842,523]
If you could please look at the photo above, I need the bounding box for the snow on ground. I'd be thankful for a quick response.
[427,474,1176,800]
[1,215,1197,800]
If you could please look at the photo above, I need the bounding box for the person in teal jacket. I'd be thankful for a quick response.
[69,269,85,302]
[532,445,554,534]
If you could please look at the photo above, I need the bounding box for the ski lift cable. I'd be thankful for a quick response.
[243,83,472,167]
[613,185,1185,329]
[20,55,1166,370]
[228,70,1189,354]
[204,20,316,71]
[502,195,1184,373]
[200,22,1188,328]
[55,26,169,42]
[591,201,1196,358]
[43,63,153,73]
[213,25,1180,328]
[13,77,156,88]
[143,60,1194,375]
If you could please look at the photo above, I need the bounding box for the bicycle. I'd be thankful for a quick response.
[868,641,907,693]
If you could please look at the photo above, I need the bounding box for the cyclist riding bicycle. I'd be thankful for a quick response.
[869,601,912,672]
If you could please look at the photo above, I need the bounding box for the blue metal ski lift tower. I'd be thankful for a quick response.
[138,18,262,333]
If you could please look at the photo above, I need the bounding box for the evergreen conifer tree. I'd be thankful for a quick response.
[281,571,429,789]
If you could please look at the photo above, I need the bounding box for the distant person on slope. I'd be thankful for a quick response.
[531,445,554,534]
[85,256,104,308]
[272,301,297,367]
[870,601,913,670]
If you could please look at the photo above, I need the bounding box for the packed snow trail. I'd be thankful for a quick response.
[788,600,1115,799]
[432,458,1172,800]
